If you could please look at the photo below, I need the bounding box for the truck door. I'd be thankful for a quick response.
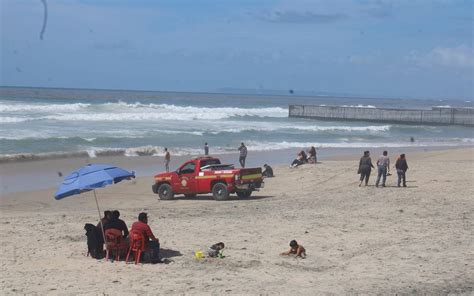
[176,161,197,193]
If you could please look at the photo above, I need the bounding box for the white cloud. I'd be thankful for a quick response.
[407,45,474,68]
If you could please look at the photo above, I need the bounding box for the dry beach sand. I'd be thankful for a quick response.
[0,148,473,295]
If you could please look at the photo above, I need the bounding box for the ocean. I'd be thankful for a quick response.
[0,87,473,162]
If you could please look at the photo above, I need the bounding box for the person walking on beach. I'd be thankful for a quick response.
[358,151,374,187]
[375,151,390,187]
[204,142,209,156]
[395,154,409,187]
[238,142,247,168]
[164,148,171,172]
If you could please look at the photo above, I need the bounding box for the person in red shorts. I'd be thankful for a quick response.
[131,212,162,263]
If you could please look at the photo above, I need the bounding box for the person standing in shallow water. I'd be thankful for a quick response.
[395,154,409,187]
[358,151,374,187]
[204,142,209,156]
[238,142,247,168]
[164,148,171,172]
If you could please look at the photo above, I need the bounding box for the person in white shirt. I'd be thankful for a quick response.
[375,151,390,187]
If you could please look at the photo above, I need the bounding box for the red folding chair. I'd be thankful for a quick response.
[126,230,145,264]
[105,229,123,261]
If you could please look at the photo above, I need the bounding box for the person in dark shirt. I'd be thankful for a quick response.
[97,210,112,229]
[300,150,308,163]
[97,210,112,244]
[104,210,129,238]
[395,154,409,187]
[238,143,247,168]
[358,151,375,187]
[262,164,274,177]
[308,146,317,164]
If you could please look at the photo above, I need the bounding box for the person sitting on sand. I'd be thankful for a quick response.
[262,164,274,178]
[291,152,305,167]
[104,210,129,239]
[208,242,225,258]
[300,150,308,163]
[280,240,306,258]
[131,212,162,264]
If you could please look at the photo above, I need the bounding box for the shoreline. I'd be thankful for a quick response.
[1,145,467,195]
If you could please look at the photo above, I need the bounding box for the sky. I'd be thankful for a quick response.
[1,0,473,99]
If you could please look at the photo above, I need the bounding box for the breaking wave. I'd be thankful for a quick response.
[0,116,28,123]
[223,124,392,133]
[0,101,287,123]
[243,139,474,151]
[0,102,90,112]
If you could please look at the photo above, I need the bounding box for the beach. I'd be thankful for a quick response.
[1,147,473,295]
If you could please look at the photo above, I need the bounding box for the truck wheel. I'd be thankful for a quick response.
[212,183,229,201]
[236,191,252,198]
[157,184,174,200]
[152,183,159,194]
[184,194,196,198]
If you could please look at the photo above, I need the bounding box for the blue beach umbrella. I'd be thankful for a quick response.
[55,164,135,238]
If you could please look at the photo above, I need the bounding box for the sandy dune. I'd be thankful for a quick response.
[1,148,473,295]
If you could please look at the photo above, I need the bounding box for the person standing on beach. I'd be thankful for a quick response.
[308,146,317,164]
[358,151,374,187]
[375,151,390,187]
[238,142,247,168]
[204,142,209,156]
[395,154,409,187]
[164,148,171,172]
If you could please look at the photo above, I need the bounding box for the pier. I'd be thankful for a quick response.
[289,105,474,126]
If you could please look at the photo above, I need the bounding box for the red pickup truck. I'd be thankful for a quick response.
[152,157,264,200]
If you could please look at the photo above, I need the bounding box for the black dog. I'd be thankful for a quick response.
[84,223,104,259]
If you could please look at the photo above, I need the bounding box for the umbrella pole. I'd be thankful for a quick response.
[93,190,106,245]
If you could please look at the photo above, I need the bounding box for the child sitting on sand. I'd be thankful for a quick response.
[280,240,306,258]
[208,242,225,258]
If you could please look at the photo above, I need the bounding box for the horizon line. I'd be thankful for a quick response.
[0,85,471,102]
